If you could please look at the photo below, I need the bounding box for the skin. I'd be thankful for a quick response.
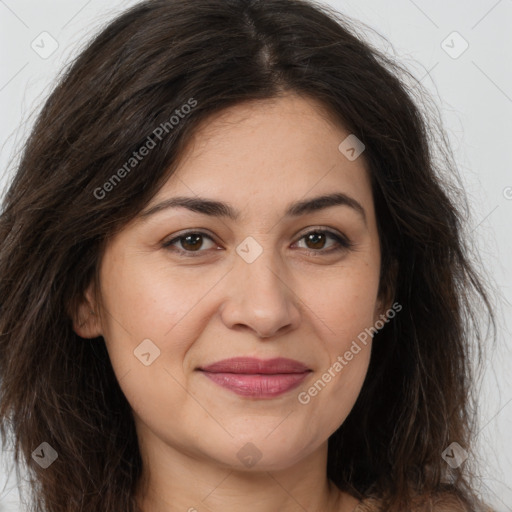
[73,93,391,512]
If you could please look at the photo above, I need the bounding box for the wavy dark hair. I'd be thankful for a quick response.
[0,0,496,510]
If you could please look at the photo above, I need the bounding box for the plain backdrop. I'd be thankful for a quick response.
[0,0,511,510]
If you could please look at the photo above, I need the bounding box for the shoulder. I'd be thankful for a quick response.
[351,493,495,512]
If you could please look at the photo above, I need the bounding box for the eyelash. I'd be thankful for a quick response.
[161,228,353,258]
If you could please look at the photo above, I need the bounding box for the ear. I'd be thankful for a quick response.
[373,257,399,323]
[70,281,103,339]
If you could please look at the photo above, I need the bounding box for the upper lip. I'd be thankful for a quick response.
[198,357,311,374]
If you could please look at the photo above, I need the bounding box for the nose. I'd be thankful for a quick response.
[219,249,302,339]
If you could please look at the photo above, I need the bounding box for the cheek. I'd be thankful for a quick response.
[96,257,200,429]
[97,253,231,419]
[296,273,377,439]
[304,259,381,342]
[293,261,379,423]
[99,253,220,352]
[298,344,371,448]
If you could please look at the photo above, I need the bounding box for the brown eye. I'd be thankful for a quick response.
[180,233,204,251]
[295,229,352,254]
[304,232,328,250]
[162,231,217,255]
[162,228,352,258]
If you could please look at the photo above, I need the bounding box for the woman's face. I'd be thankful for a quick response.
[77,93,387,472]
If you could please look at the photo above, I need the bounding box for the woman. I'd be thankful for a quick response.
[0,0,496,510]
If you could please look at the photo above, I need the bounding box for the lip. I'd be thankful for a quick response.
[197,357,312,398]
[199,357,310,374]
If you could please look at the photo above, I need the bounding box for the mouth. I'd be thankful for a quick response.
[197,357,312,398]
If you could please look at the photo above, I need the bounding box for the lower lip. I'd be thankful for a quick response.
[200,371,310,398]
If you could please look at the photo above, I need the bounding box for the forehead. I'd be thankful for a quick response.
[151,94,375,221]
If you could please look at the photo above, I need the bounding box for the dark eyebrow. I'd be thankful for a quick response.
[139,192,367,225]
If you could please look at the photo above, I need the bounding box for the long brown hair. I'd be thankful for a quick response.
[0,0,496,510]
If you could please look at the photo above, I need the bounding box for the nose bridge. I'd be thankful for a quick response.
[220,235,301,338]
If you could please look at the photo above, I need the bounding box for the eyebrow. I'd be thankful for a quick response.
[139,192,367,225]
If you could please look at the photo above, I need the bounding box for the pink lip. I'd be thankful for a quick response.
[198,357,311,398]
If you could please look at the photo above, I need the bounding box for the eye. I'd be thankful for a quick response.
[162,228,353,257]
[162,231,218,256]
[293,228,353,255]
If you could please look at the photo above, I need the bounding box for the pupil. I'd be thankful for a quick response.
[307,232,325,249]
[183,234,202,250]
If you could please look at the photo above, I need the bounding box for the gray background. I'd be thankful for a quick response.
[0,0,511,510]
